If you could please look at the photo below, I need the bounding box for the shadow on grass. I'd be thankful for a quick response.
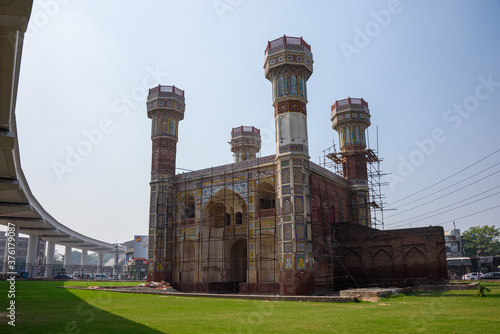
[0,280,162,334]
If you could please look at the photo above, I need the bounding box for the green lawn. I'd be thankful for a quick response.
[1,280,499,333]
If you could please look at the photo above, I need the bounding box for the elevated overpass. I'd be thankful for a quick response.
[0,0,126,277]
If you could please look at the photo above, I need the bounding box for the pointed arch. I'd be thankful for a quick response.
[405,247,427,278]
[203,188,248,227]
[373,249,393,279]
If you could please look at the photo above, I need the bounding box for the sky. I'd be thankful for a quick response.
[4,0,500,247]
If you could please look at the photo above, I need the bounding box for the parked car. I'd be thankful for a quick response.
[93,274,111,280]
[462,272,481,280]
[480,272,500,280]
[54,274,75,280]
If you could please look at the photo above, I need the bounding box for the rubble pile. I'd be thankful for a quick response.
[138,280,177,292]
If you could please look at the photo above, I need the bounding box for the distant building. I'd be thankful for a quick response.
[124,236,148,279]
[444,229,463,258]
[0,232,46,267]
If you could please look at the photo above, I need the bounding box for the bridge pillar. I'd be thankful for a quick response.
[64,246,72,273]
[2,224,19,275]
[26,235,39,278]
[44,241,55,278]
[98,252,103,274]
[81,249,88,276]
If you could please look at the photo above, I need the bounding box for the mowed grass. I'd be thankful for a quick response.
[1,280,499,333]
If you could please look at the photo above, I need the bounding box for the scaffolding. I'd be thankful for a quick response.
[319,133,387,229]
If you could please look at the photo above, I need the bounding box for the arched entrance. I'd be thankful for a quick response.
[230,239,247,283]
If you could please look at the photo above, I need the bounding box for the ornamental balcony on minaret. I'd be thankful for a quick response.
[230,126,261,162]
[330,97,371,153]
[330,97,370,189]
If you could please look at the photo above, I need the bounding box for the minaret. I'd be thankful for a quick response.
[230,126,261,162]
[264,35,314,295]
[330,97,371,227]
[146,85,185,282]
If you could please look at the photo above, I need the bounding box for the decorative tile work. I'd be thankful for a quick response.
[281,168,290,184]
[296,254,306,270]
[284,242,293,254]
[257,220,276,228]
[274,99,307,117]
[279,144,308,154]
[281,160,290,167]
[296,242,306,253]
[294,185,303,194]
[295,215,304,223]
[278,225,282,242]
[294,196,304,214]
[157,214,166,228]
[283,223,293,241]
[296,223,306,241]
[156,260,165,272]
[293,167,303,184]
[306,242,313,253]
[283,215,292,222]
[307,223,312,241]
[282,197,292,215]
[284,254,293,270]
[282,185,291,195]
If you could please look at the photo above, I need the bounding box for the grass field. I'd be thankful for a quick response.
[1,280,499,333]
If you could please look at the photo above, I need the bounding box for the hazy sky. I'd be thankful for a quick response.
[6,0,500,247]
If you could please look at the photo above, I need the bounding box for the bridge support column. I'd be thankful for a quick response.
[98,252,103,274]
[2,224,19,275]
[81,249,88,276]
[64,246,72,273]
[26,235,39,278]
[45,241,55,278]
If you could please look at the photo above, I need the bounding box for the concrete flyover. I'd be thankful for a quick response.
[0,0,126,278]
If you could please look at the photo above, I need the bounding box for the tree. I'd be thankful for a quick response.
[462,225,500,257]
